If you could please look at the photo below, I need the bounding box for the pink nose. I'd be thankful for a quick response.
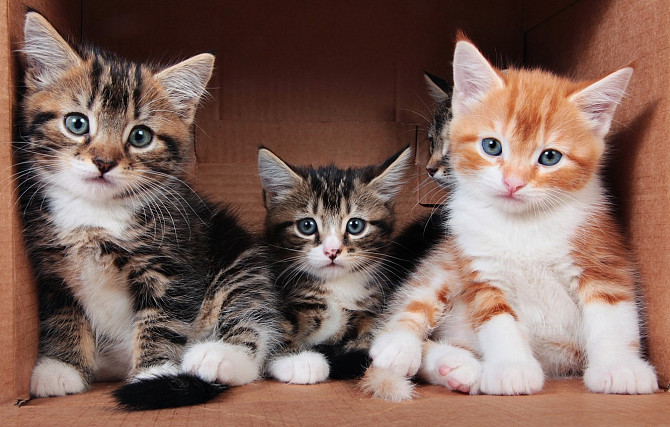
[504,176,526,194]
[325,247,342,260]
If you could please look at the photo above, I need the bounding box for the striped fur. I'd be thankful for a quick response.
[363,38,657,400]
[19,12,281,409]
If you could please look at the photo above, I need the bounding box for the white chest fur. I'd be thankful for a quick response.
[448,185,600,347]
[48,186,133,238]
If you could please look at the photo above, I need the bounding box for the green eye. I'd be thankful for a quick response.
[346,218,366,235]
[482,138,502,156]
[539,149,562,166]
[297,218,317,235]
[64,114,89,135]
[128,125,153,148]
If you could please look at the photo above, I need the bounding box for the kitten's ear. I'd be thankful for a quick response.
[368,146,412,202]
[155,53,215,122]
[258,148,303,206]
[23,12,82,89]
[570,67,633,138]
[424,72,451,103]
[452,40,503,115]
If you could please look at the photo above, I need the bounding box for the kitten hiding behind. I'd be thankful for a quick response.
[19,12,281,410]
[363,37,658,400]
[258,147,440,384]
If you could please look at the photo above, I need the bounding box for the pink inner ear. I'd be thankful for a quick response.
[452,41,503,115]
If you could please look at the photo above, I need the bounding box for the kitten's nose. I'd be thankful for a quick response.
[504,176,526,194]
[325,248,342,260]
[93,158,118,175]
[427,167,438,177]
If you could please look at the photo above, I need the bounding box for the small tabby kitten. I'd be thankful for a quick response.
[19,12,280,410]
[258,147,419,384]
[363,38,658,400]
[424,72,452,187]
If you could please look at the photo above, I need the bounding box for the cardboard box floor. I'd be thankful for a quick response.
[2,0,669,423]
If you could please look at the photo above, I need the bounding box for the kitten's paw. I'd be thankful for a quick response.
[369,331,422,377]
[132,362,180,382]
[268,351,330,384]
[584,359,658,394]
[182,342,260,386]
[480,358,544,395]
[30,358,87,397]
[421,344,481,394]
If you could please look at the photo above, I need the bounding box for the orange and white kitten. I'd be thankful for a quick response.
[362,39,658,400]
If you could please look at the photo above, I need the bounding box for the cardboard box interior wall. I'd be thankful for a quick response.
[1,0,668,406]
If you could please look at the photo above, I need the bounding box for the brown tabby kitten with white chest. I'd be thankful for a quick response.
[258,147,434,383]
[19,12,281,410]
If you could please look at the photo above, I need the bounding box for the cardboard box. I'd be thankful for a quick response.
[2,0,668,423]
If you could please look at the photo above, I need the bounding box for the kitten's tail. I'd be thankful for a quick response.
[314,344,371,379]
[113,374,228,411]
[359,366,416,402]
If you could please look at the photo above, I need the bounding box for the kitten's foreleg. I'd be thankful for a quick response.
[465,281,544,395]
[30,283,95,397]
[580,298,658,394]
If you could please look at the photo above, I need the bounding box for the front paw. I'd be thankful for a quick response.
[584,359,658,394]
[181,342,260,386]
[421,344,481,394]
[369,331,422,377]
[480,358,544,395]
[30,358,87,397]
[268,351,330,384]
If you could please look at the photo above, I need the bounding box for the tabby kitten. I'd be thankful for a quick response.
[20,12,281,410]
[362,38,658,400]
[258,147,418,384]
[424,72,452,187]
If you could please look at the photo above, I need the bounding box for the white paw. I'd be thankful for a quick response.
[268,351,330,384]
[369,330,422,377]
[30,358,87,397]
[584,359,658,394]
[480,358,544,395]
[182,342,260,386]
[421,344,481,394]
[132,362,180,382]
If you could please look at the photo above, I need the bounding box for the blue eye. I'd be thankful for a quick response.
[297,218,317,235]
[128,125,153,148]
[539,149,562,166]
[346,218,366,235]
[482,138,502,156]
[64,114,89,135]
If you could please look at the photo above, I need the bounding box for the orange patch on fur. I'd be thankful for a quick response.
[406,300,438,329]
[462,281,517,329]
[572,210,636,305]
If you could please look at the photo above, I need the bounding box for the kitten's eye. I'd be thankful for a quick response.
[482,138,502,156]
[64,114,89,136]
[538,149,562,166]
[128,125,154,148]
[296,218,317,236]
[346,218,366,235]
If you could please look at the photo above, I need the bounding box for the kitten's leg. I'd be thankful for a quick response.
[369,246,458,377]
[30,281,95,397]
[182,248,281,386]
[575,221,658,394]
[580,297,658,394]
[419,340,481,394]
[465,282,544,395]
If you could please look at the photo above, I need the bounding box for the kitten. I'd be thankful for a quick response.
[19,12,281,410]
[424,72,452,187]
[362,38,658,400]
[258,147,426,384]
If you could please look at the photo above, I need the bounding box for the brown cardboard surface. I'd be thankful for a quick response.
[5,380,670,426]
[525,0,670,389]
